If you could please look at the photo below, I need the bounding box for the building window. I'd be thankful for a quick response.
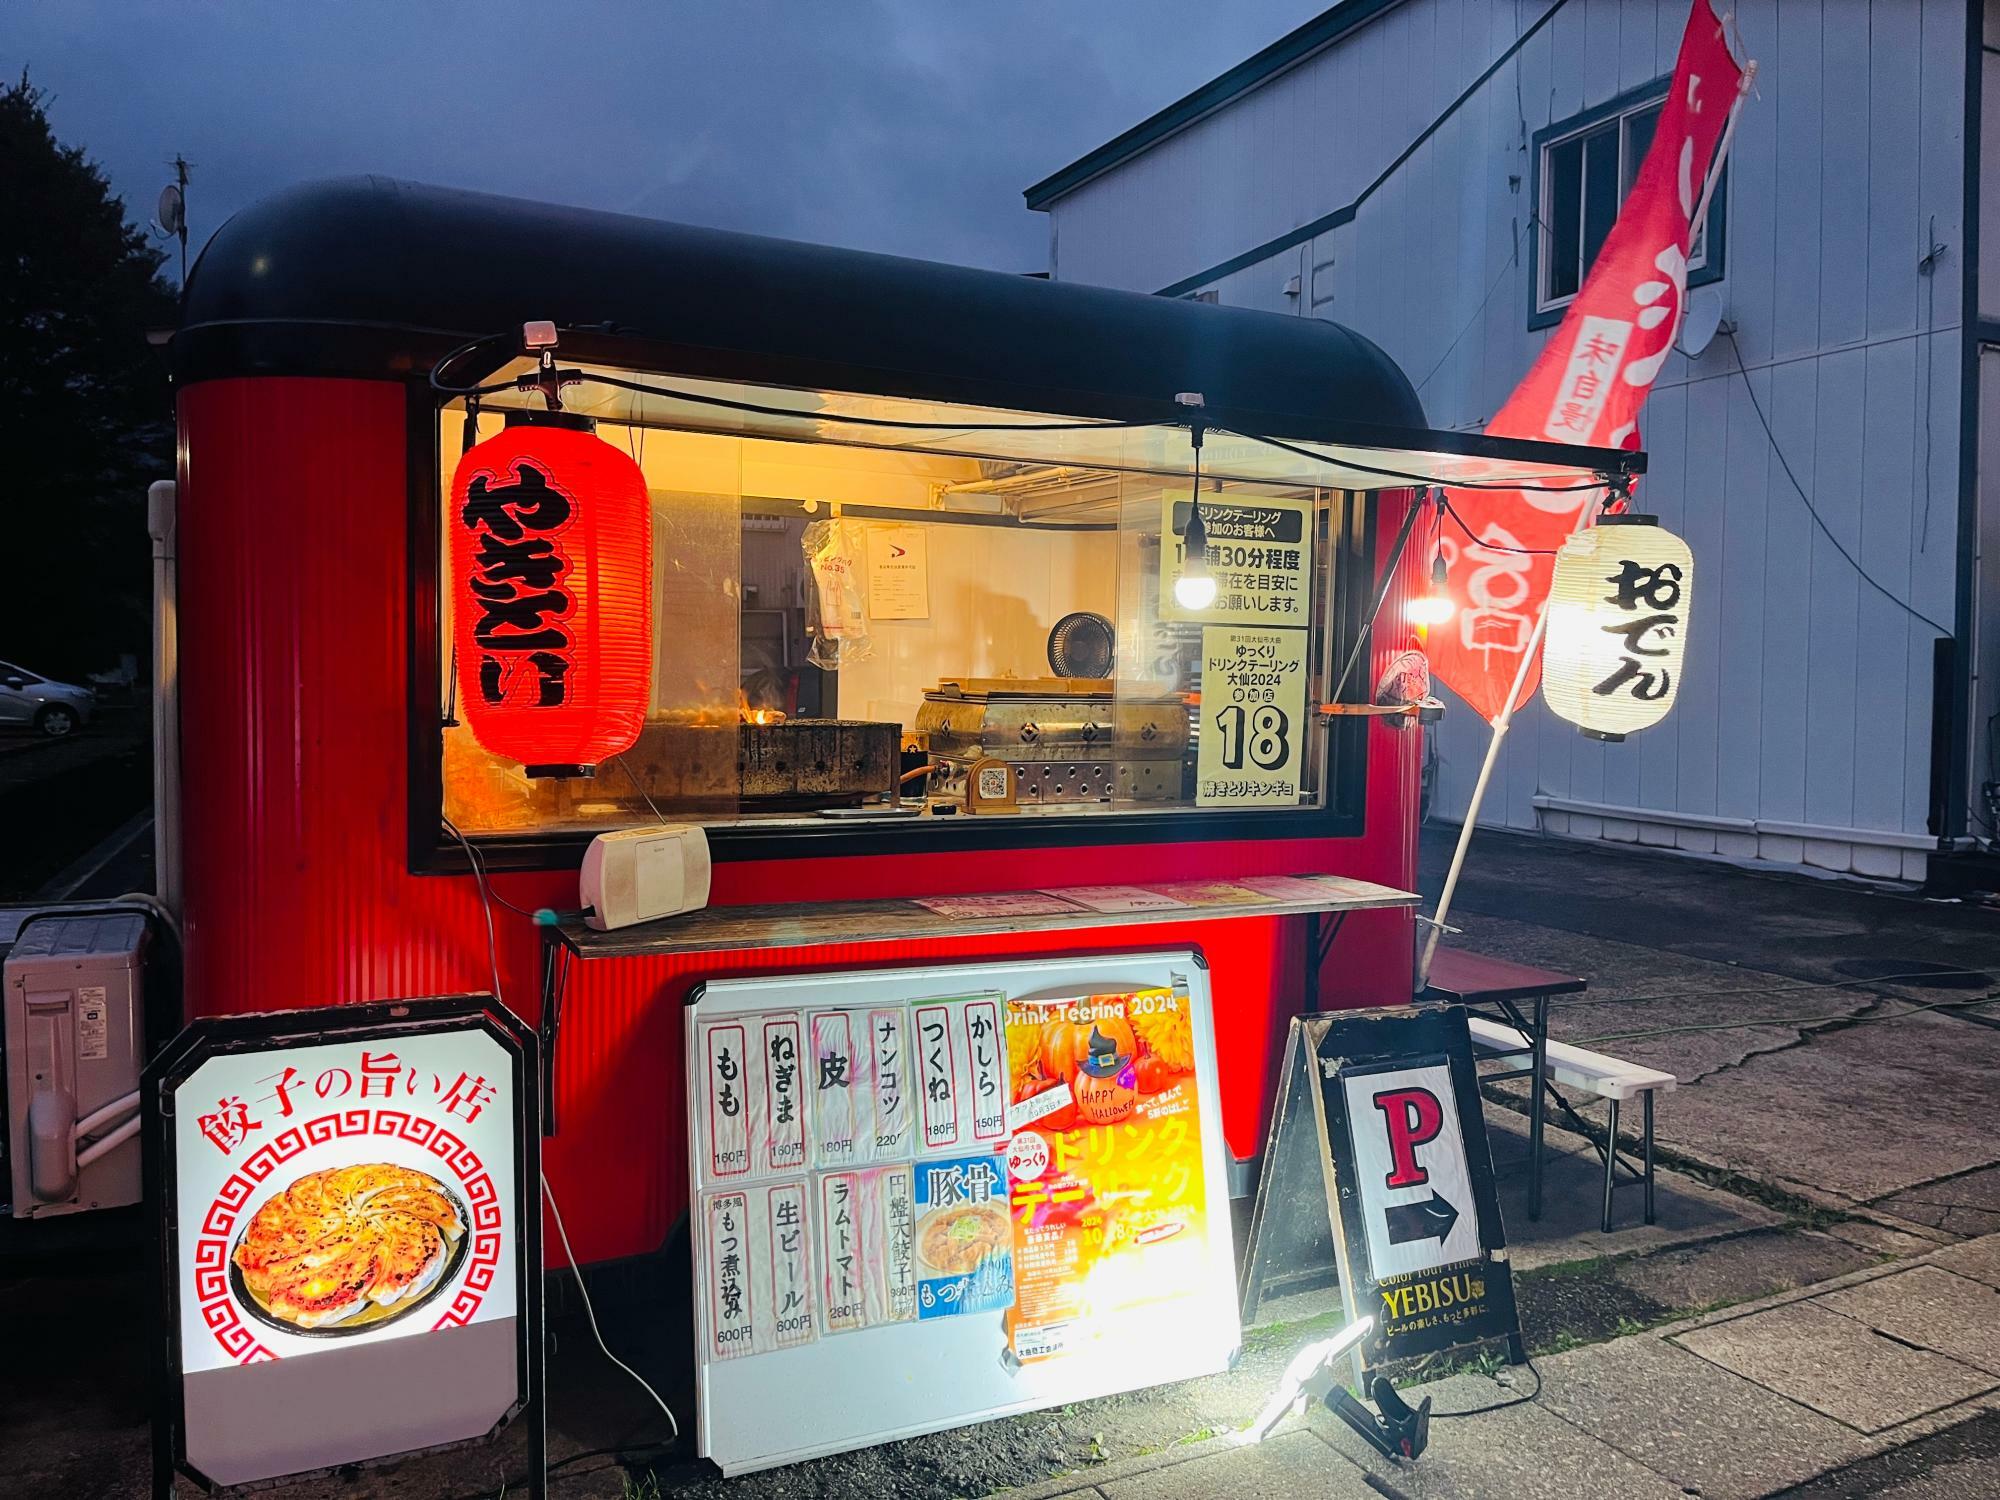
[1531,85,1725,328]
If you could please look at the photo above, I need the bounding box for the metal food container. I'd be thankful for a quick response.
[916,677,1188,805]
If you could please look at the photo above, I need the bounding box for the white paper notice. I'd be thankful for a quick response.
[1160,492,1312,624]
[964,998,1008,1146]
[864,523,930,620]
[763,1180,817,1350]
[910,995,1010,1153]
[759,1015,807,1175]
[1039,885,1190,914]
[1195,624,1308,807]
[699,1020,757,1181]
[877,1165,918,1323]
[808,1010,872,1170]
[867,1007,915,1160]
[912,1002,963,1153]
[704,1190,756,1360]
[705,1180,818,1359]
[817,1171,868,1333]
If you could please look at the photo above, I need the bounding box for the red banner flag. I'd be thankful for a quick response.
[1430,1,1750,722]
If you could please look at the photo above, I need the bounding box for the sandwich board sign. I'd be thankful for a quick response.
[143,994,543,1497]
[1240,1006,1519,1377]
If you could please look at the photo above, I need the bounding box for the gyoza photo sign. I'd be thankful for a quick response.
[144,995,542,1494]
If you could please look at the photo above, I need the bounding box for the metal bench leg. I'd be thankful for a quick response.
[1528,992,1548,1222]
[1601,1098,1620,1233]
[1643,1091,1656,1225]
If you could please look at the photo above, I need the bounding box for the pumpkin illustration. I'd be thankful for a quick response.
[1040,1011,1136,1087]
[1072,1023,1138,1125]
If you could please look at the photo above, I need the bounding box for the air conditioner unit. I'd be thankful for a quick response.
[4,911,150,1217]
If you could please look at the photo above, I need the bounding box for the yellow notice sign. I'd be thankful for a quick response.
[1195,625,1308,806]
[1160,493,1312,624]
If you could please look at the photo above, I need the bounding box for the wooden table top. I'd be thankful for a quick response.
[550,874,1419,960]
[1424,947,1588,1004]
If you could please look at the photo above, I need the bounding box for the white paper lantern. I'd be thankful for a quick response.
[1541,516,1693,741]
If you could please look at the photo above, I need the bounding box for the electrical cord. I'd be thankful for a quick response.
[1437,491,1561,554]
[1221,424,1620,495]
[449,812,683,1450]
[1573,989,1995,1048]
[431,330,1628,494]
[1427,1355,1542,1418]
[442,816,548,920]
[1725,329,1951,638]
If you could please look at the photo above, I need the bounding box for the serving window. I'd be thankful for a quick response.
[428,370,1375,859]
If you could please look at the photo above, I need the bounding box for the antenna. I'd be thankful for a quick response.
[1676,286,1727,358]
[157,155,191,284]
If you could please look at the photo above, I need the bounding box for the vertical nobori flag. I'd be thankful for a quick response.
[1430,0,1750,722]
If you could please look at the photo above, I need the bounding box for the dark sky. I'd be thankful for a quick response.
[7,1,1325,279]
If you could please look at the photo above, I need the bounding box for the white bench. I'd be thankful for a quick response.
[1467,1018,1677,1232]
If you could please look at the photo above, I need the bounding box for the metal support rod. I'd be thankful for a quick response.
[1329,489,1430,707]
[1602,1097,1621,1234]
[1417,596,1551,988]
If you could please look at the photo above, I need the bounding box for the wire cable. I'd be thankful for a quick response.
[543,1171,681,1444]
[431,333,1627,494]
[1724,329,1951,638]
[442,816,546,920]
[446,812,683,1449]
[1437,492,1561,554]
[1220,425,1620,495]
[1428,1355,1542,1418]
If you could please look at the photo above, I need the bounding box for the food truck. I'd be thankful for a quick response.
[167,174,1644,1256]
[158,176,1639,1471]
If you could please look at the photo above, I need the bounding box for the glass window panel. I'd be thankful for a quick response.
[1581,124,1621,286]
[1544,132,1586,303]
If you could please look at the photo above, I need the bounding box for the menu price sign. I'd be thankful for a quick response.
[688,954,1238,1477]
[1195,625,1308,807]
[1160,493,1312,624]
[145,995,542,1496]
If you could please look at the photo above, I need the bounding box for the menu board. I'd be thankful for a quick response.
[692,992,1012,1350]
[1195,624,1309,807]
[1160,492,1313,624]
[688,953,1236,1477]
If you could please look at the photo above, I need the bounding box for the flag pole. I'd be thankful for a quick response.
[1416,586,1555,989]
[1415,58,1752,993]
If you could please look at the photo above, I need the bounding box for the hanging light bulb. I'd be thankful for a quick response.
[1404,552,1454,627]
[1173,423,1218,610]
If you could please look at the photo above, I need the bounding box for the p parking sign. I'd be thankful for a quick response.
[1240,1007,1518,1376]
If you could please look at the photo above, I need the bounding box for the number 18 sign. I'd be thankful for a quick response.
[1196,624,1307,807]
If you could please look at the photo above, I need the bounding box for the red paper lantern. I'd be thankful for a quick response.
[449,415,653,776]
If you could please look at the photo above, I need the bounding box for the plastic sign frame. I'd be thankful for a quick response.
[144,994,543,1497]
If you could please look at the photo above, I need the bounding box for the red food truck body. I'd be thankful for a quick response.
[169,180,1637,1265]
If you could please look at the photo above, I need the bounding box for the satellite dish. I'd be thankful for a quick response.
[1677,286,1725,357]
[158,183,185,236]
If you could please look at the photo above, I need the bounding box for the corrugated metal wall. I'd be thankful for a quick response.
[1045,0,1969,874]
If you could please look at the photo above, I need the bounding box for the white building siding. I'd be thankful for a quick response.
[1042,0,1971,876]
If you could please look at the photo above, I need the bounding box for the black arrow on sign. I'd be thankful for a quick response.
[1385,1191,1460,1246]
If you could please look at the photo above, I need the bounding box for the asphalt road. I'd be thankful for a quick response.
[0,706,151,900]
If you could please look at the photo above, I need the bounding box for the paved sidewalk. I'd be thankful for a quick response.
[1005,1233,2000,1500]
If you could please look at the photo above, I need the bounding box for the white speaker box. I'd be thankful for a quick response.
[580,825,712,931]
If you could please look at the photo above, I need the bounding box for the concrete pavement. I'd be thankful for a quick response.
[1011,1232,2000,1500]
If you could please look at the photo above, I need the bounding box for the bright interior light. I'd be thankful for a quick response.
[1403,592,1454,626]
[1174,571,1218,610]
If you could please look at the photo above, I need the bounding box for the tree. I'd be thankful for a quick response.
[0,71,177,680]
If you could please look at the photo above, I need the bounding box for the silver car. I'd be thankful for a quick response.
[0,661,95,738]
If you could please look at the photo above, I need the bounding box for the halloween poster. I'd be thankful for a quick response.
[1001,987,1215,1363]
